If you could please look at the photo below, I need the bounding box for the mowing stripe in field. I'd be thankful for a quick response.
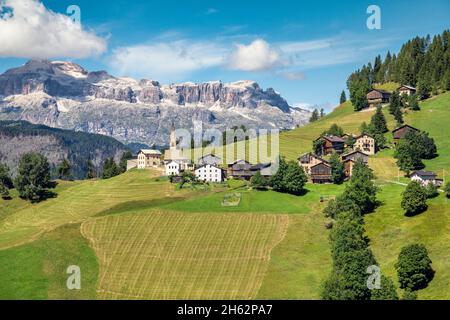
[81,211,289,299]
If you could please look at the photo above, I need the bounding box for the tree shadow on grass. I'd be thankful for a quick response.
[404,205,428,217]
[96,197,187,217]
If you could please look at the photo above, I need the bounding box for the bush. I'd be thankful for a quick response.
[0,182,10,200]
[401,181,428,216]
[250,171,268,190]
[371,275,399,300]
[402,289,418,300]
[425,183,439,199]
[0,163,13,189]
[395,243,434,291]
[445,182,450,198]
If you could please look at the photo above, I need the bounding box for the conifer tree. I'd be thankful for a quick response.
[340,90,347,104]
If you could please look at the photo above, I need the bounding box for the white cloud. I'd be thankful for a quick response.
[108,40,226,81]
[280,71,306,81]
[107,31,395,82]
[0,0,107,59]
[228,39,283,72]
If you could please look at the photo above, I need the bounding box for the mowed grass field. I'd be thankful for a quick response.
[0,170,195,249]
[81,211,289,299]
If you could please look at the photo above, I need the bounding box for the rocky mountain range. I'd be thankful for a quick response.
[0,60,311,146]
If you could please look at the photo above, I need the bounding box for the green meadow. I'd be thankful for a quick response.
[0,91,449,299]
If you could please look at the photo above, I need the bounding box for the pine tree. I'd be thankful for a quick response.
[389,91,402,115]
[340,90,347,104]
[309,109,320,122]
[86,159,96,179]
[394,106,404,125]
[441,70,450,91]
[0,181,10,200]
[283,161,307,195]
[320,108,325,118]
[57,158,72,180]
[370,105,388,133]
[360,122,369,135]
[0,163,13,189]
[101,157,120,179]
[14,153,52,202]
[408,94,420,110]
[343,160,378,215]
[119,151,133,173]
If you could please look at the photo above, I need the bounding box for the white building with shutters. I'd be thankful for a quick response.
[194,164,224,183]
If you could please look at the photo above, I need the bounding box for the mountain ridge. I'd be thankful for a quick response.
[0,60,311,145]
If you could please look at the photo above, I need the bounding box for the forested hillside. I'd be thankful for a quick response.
[0,121,128,179]
[348,30,450,110]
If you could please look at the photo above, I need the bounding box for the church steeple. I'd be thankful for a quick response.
[170,122,176,149]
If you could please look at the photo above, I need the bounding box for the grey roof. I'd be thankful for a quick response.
[411,171,437,178]
[399,85,416,90]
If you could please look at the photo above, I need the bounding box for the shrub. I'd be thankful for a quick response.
[395,243,434,291]
[401,181,428,216]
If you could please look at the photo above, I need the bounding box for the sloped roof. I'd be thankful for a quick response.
[298,152,328,164]
[199,153,221,160]
[398,85,416,90]
[341,150,369,160]
[411,170,437,178]
[392,124,419,134]
[322,135,346,143]
[355,133,375,140]
[139,149,162,155]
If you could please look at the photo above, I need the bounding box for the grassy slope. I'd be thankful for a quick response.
[0,92,448,300]
[0,170,195,249]
[0,223,98,299]
[81,211,289,299]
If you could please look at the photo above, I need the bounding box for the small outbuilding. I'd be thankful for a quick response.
[398,85,416,96]
[310,162,332,184]
[392,124,419,144]
[367,89,391,108]
[410,171,438,186]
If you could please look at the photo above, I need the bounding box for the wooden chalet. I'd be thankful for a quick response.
[298,152,327,175]
[341,150,369,177]
[317,135,346,155]
[367,89,391,108]
[398,85,416,96]
[392,124,419,144]
[310,162,332,184]
[228,159,253,180]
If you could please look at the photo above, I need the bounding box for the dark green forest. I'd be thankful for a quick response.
[0,120,128,179]
[347,30,450,110]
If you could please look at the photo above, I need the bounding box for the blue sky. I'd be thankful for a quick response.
[0,0,449,110]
